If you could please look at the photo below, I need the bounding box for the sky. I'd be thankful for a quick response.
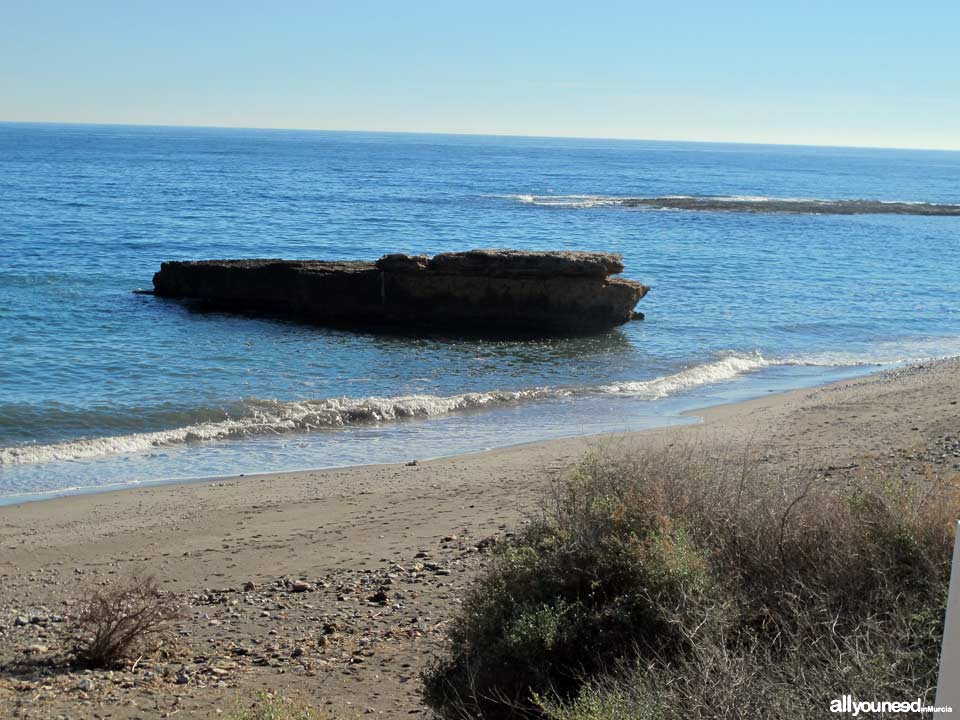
[2,1,959,150]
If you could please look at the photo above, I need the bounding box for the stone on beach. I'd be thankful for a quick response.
[289,580,314,593]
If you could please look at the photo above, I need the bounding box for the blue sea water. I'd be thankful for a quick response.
[1,122,959,503]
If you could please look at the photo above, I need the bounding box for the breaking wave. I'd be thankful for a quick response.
[597,353,772,394]
[504,194,960,215]
[0,353,873,466]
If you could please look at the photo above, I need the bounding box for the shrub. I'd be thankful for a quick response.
[226,691,326,720]
[424,445,957,719]
[72,575,180,669]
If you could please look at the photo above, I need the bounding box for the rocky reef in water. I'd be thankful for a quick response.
[152,249,649,336]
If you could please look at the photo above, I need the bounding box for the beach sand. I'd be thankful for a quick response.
[1,359,958,718]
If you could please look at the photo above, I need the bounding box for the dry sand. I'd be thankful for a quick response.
[1,359,958,718]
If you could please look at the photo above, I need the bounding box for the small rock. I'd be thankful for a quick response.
[405,460,419,467]
[289,580,314,593]
[368,589,389,605]
[75,678,94,692]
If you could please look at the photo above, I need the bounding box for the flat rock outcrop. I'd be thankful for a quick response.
[424,249,624,277]
[152,250,648,335]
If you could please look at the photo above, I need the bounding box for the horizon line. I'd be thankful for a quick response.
[2,118,958,154]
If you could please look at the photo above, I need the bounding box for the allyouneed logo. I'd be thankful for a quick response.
[830,696,952,715]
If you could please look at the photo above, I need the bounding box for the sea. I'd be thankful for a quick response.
[2,122,959,504]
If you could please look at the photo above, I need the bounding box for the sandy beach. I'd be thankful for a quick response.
[1,359,958,718]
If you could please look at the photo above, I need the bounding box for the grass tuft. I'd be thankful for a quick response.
[225,691,327,720]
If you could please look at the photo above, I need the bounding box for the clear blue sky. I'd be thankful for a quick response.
[3,1,959,149]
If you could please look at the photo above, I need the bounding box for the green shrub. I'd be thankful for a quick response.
[226,691,326,720]
[424,445,957,719]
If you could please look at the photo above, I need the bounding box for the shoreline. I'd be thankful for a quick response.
[0,356,953,550]
[1,357,958,718]
[0,359,888,508]
[4,355,954,549]
[0,416,698,510]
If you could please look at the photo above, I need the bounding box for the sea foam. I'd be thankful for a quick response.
[0,353,864,466]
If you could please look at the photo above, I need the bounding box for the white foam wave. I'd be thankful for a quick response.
[0,389,563,466]
[0,349,919,467]
[597,353,771,396]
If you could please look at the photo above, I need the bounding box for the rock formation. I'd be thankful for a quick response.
[152,249,648,335]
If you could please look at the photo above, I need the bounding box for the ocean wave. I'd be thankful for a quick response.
[0,352,891,467]
[0,388,561,466]
[502,194,960,215]
[597,354,772,395]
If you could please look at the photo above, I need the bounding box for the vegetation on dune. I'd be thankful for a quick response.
[423,445,957,719]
